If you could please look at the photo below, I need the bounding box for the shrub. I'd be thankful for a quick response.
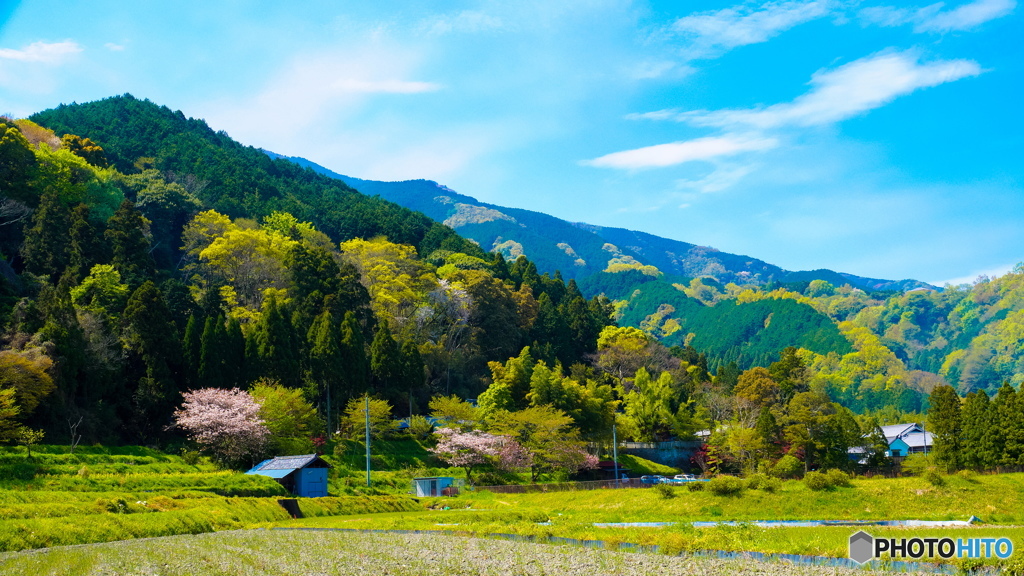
[180,449,201,466]
[745,473,768,490]
[824,469,851,488]
[804,471,830,491]
[770,455,803,479]
[687,480,705,492]
[654,482,676,499]
[901,453,935,476]
[760,476,781,493]
[924,469,946,487]
[407,415,434,440]
[707,476,744,496]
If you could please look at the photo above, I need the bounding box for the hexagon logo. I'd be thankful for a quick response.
[849,530,874,565]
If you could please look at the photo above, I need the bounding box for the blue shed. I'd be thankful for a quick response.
[246,454,331,497]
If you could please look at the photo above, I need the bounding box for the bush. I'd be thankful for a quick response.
[654,482,676,499]
[824,469,851,488]
[407,415,434,440]
[707,476,744,496]
[180,449,201,466]
[901,453,935,476]
[760,476,781,493]
[686,480,705,492]
[745,473,768,490]
[770,455,803,479]
[804,471,830,491]
[924,469,946,487]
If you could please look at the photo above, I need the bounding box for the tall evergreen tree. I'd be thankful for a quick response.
[122,281,181,440]
[248,294,300,388]
[399,339,425,415]
[67,204,106,283]
[928,384,963,472]
[307,309,342,436]
[105,199,155,287]
[198,316,228,389]
[339,311,369,400]
[961,390,996,470]
[21,188,71,281]
[994,382,1024,468]
[182,314,202,388]
[370,320,401,397]
[224,317,246,388]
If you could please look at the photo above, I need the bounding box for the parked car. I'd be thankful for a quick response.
[673,474,697,482]
[639,475,667,484]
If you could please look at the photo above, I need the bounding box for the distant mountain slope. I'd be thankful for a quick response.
[267,152,935,292]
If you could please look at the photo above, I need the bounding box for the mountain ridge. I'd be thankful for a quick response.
[265,151,936,293]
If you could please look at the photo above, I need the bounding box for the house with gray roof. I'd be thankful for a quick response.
[246,454,331,497]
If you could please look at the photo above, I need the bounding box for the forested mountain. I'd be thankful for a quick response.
[266,152,934,293]
[1,95,1022,472]
[0,95,617,445]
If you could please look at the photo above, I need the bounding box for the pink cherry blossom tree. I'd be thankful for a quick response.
[173,388,270,467]
[430,427,528,482]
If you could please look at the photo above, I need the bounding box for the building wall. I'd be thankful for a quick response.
[295,468,328,497]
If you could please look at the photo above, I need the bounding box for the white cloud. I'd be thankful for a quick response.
[676,163,759,193]
[584,134,777,169]
[104,43,125,51]
[0,40,81,63]
[860,0,1016,33]
[672,0,834,59]
[677,50,982,129]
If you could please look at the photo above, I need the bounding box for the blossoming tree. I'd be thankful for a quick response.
[173,387,270,466]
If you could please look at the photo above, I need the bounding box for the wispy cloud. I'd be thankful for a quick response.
[0,40,81,63]
[676,164,759,193]
[584,134,777,169]
[650,50,982,129]
[671,0,834,59]
[421,10,505,36]
[330,78,440,94]
[861,0,1016,33]
[104,42,125,51]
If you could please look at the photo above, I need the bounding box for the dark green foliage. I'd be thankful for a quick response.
[66,204,107,283]
[339,311,369,400]
[928,385,962,472]
[370,321,401,397]
[21,188,71,281]
[105,199,155,288]
[247,294,300,388]
[198,316,228,389]
[961,390,998,470]
[31,95,467,252]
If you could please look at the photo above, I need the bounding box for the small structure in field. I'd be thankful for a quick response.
[412,476,457,497]
[246,454,331,497]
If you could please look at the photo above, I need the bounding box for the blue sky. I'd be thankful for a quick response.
[1,1,1020,285]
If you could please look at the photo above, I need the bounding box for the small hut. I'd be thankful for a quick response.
[411,476,456,497]
[246,454,331,497]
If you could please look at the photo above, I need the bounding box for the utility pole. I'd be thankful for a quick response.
[365,395,371,487]
[612,421,619,488]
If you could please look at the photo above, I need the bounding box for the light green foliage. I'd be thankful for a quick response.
[340,237,438,338]
[32,145,124,220]
[341,396,396,440]
[200,226,296,313]
[487,405,588,482]
[428,395,480,431]
[706,475,744,496]
[769,455,803,479]
[251,380,323,454]
[70,264,130,319]
[621,368,678,442]
[482,346,535,413]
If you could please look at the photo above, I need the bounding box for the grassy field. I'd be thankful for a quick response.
[269,472,1024,570]
[3,444,1023,571]
[0,445,420,552]
[0,528,939,575]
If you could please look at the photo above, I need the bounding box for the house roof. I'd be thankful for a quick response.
[901,431,934,449]
[880,423,923,443]
[246,454,331,476]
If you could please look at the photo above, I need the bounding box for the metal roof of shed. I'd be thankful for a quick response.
[246,454,331,476]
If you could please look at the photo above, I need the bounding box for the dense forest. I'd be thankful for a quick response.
[1,95,1021,477]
